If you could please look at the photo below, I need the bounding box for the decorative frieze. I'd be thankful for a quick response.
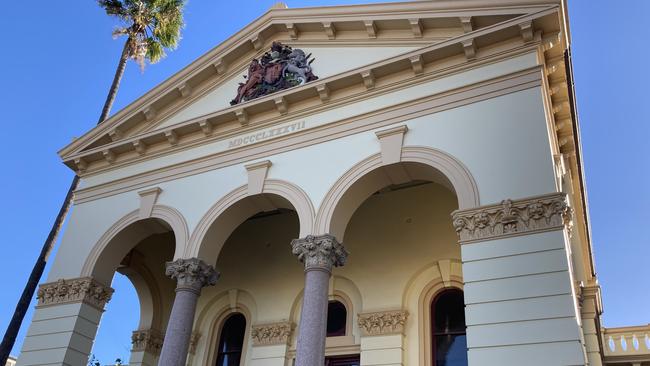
[131,329,164,355]
[451,193,572,243]
[36,277,114,309]
[358,310,408,336]
[165,258,219,293]
[251,322,293,346]
[291,234,348,272]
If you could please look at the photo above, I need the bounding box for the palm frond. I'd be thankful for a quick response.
[99,0,186,70]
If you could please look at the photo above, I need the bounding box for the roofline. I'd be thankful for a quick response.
[59,0,562,157]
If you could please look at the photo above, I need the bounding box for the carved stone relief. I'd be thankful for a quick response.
[358,310,408,336]
[251,322,293,346]
[36,277,114,309]
[451,193,572,243]
[131,329,164,355]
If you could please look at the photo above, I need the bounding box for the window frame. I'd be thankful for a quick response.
[430,288,467,366]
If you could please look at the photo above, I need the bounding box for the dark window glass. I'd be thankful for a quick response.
[325,354,360,366]
[215,313,246,366]
[432,290,468,366]
[326,301,347,337]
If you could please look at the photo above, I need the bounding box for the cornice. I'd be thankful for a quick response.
[59,2,559,160]
[61,8,558,176]
[451,192,572,243]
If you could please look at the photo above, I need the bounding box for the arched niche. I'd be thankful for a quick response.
[187,179,315,264]
[315,147,480,241]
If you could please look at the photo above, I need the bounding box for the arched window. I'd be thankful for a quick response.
[431,289,467,366]
[326,300,347,337]
[215,313,246,366]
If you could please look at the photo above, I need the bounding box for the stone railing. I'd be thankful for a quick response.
[603,324,650,364]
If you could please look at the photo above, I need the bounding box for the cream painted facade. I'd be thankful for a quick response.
[15,1,649,366]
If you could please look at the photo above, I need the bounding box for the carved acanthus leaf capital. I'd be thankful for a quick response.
[358,310,408,336]
[165,258,219,292]
[291,234,348,271]
[451,193,572,243]
[131,329,164,355]
[251,322,294,346]
[36,277,114,309]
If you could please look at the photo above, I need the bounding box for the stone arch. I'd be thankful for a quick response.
[193,289,257,366]
[402,259,464,366]
[187,179,315,264]
[118,256,164,331]
[315,146,480,241]
[81,204,189,286]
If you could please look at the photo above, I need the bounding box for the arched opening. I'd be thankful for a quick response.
[215,313,247,366]
[87,214,181,365]
[193,191,305,365]
[321,158,467,364]
[326,300,347,337]
[431,289,467,366]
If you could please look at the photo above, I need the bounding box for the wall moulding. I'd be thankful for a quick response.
[36,277,114,310]
[451,192,572,244]
[357,310,408,336]
[74,66,540,205]
[251,321,294,346]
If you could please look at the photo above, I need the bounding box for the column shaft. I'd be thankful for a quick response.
[291,234,347,366]
[295,268,330,366]
[158,258,218,366]
[158,289,199,366]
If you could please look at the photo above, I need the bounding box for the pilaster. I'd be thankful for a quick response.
[129,328,163,366]
[16,277,114,366]
[453,193,587,366]
[249,322,294,366]
[358,310,407,366]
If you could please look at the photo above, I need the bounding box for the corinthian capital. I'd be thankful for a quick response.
[291,234,348,271]
[36,277,113,310]
[165,258,219,293]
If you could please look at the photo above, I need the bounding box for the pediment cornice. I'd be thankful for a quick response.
[59,0,560,159]
[60,6,565,175]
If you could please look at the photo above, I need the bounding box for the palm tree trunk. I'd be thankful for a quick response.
[0,41,130,364]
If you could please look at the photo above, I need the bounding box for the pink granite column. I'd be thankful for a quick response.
[292,235,348,366]
[158,258,218,366]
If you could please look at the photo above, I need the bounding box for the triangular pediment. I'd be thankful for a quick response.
[59,1,552,159]
[59,0,565,173]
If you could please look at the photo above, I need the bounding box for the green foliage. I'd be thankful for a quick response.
[98,0,185,70]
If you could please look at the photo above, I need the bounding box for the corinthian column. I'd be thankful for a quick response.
[291,234,348,366]
[158,258,218,366]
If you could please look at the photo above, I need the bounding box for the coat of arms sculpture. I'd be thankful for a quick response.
[230,42,318,105]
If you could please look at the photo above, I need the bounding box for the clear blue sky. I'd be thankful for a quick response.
[1,0,648,362]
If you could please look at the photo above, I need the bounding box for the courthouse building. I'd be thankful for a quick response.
[15,1,650,365]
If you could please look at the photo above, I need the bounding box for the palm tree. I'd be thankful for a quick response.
[0,1,185,363]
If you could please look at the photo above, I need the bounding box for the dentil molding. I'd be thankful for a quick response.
[358,310,408,336]
[131,329,164,355]
[36,277,114,310]
[451,192,572,243]
[251,322,294,346]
